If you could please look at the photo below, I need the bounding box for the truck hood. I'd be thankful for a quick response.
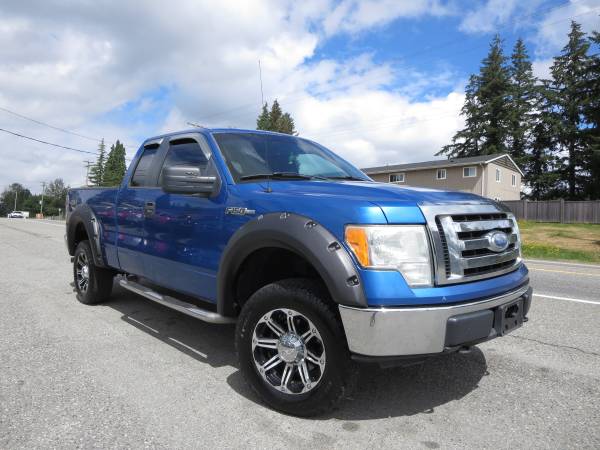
[235,180,492,234]
[255,180,486,204]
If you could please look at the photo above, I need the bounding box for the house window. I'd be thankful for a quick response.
[495,168,501,182]
[390,173,405,183]
[511,173,517,187]
[436,168,447,180]
[463,166,477,178]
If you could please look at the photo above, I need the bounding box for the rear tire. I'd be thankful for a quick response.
[235,278,355,416]
[73,240,113,305]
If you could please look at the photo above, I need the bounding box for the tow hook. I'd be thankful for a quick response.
[458,346,472,354]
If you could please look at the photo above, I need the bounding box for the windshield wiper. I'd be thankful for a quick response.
[240,172,327,181]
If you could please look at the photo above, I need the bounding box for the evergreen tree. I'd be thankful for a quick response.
[88,139,106,186]
[103,140,127,186]
[507,38,537,168]
[278,112,296,135]
[548,21,591,199]
[439,35,511,157]
[269,99,283,130]
[526,81,561,199]
[583,29,600,199]
[255,99,297,135]
[256,103,271,130]
[439,75,484,157]
[478,35,512,154]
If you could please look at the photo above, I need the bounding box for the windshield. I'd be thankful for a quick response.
[212,132,369,183]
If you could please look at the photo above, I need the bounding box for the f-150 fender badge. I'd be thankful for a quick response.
[225,207,256,216]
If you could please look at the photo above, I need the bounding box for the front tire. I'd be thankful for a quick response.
[235,278,355,416]
[73,240,113,305]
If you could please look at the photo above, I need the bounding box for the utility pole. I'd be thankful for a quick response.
[13,187,18,211]
[40,182,46,216]
[83,160,93,186]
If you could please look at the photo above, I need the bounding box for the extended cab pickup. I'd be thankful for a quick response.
[66,128,532,416]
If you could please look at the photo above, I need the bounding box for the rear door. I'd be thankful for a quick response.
[142,133,227,302]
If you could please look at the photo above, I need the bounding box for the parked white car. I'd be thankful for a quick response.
[8,211,25,218]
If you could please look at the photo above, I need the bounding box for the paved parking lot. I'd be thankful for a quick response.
[1,218,599,449]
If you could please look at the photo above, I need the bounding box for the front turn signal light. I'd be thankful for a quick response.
[345,226,370,266]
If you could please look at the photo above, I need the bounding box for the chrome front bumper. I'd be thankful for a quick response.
[339,284,531,357]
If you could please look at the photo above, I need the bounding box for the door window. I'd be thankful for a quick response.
[131,146,159,186]
[160,138,214,177]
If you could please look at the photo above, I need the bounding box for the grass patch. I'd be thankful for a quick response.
[518,221,600,264]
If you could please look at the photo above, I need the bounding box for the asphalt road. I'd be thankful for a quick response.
[1,218,599,449]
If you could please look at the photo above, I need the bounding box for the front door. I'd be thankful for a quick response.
[143,133,227,303]
[116,141,164,276]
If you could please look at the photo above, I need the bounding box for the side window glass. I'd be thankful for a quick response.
[161,139,213,177]
[131,146,159,187]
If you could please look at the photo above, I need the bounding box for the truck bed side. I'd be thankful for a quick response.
[65,187,121,270]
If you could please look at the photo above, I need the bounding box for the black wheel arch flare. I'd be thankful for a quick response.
[66,205,106,268]
[217,212,367,316]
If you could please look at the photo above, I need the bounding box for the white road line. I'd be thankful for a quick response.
[526,259,600,269]
[535,293,600,306]
[29,220,65,228]
[0,219,65,228]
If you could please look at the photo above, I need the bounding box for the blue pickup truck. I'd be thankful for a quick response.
[66,128,532,416]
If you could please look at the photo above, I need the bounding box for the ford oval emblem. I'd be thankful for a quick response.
[487,231,509,252]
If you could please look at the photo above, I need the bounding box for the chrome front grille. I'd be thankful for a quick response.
[420,203,522,285]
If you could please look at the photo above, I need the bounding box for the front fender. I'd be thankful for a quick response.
[217,212,367,316]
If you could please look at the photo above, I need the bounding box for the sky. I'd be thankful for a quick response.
[0,0,599,193]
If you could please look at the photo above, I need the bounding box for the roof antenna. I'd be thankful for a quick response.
[264,140,272,193]
[264,174,272,193]
[258,59,265,106]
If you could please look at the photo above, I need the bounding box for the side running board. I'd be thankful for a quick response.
[119,278,236,324]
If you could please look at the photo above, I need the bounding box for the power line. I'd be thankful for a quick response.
[0,127,133,162]
[0,106,101,143]
[0,105,137,148]
[0,127,100,156]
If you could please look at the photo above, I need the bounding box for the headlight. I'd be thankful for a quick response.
[508,213,522,256]
[345,225,432,287]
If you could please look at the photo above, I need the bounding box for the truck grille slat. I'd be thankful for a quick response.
[420,204,522,285]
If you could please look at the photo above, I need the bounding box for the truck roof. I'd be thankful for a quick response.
[143,127,296,146]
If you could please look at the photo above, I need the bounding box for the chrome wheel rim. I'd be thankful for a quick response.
[76,252,90,293]
[252,308,326,395]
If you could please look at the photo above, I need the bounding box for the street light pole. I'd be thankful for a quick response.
[13,188,18,211]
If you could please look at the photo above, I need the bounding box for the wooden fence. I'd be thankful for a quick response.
[502,199,600,224]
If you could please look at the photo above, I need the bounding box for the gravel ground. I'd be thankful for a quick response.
[1,218,599,449]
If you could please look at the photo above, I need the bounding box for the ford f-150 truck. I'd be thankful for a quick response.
[66,128,532,416]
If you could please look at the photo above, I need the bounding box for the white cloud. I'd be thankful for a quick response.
[531,58,553,80]
[323,0,450,35]
[297,90,465,169]
[0,0,463,194]
[534,0,600,55]
[459,0,527,34]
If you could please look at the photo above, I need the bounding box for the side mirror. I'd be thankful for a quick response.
[161,165,218,195]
